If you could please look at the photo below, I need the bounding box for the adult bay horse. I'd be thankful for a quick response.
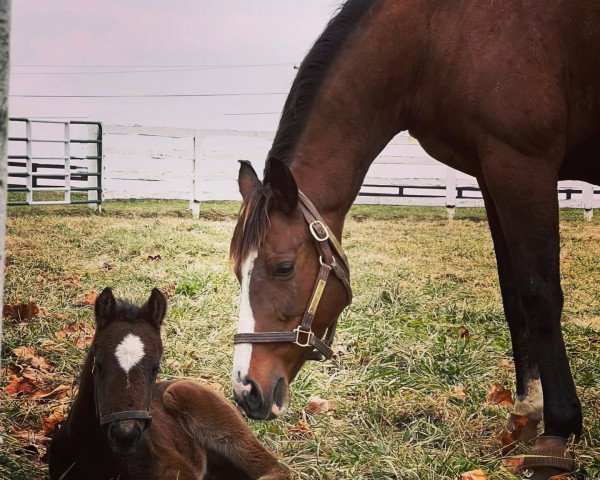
[229,0,600,477]
[49,288,289,480]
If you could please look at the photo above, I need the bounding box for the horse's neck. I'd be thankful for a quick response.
[65,353,101,439]
[288,0,423,231]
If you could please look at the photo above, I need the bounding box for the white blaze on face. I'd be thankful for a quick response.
[232,251,258,397]
[115,333,145,373]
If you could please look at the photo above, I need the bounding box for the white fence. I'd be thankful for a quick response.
[102,124,600,219]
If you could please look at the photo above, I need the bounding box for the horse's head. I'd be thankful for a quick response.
[230,158,351,420]
[91,287,166,455]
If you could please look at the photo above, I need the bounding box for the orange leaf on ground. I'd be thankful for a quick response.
[62,275,81,286]
[3,300,40,320]
[451,384,468,400]
[42,410,65,436]
[306,395,331,415]
[289,419,312,438]
[55,322,94,342]
[4,376,39,396]
[73,292,98,307]
[12,345,36,360]
[498,413,537,454]
[487,383,514,407]
[460,470,489,480]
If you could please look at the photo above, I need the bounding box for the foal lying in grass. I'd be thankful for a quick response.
[48,287,289,480]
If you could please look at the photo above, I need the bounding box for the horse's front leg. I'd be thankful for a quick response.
[481,142,581,478]
[479,180,542,443]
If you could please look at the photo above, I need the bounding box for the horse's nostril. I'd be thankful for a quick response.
[242,378,261,411]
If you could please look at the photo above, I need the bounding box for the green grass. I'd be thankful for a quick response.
[1,200,599,479]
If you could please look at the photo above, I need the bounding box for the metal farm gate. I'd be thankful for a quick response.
[7,118,102,207]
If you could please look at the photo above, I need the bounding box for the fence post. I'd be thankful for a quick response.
[0,0,11,369]
[87,124,100,211]
[445,167,456,219]
[582,182,593,221]
[189,129,201,219]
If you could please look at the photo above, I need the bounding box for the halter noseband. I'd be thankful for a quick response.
[92,358,153,427]
[233,190,353,361]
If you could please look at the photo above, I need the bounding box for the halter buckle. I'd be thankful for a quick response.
[293,327,315,348]
[309,221,329,242]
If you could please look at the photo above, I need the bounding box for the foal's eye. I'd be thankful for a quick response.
[274,261,295,278]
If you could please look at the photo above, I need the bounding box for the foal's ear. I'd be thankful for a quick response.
[263,157,298,214]
[238,160,261,200]
[95,287,116,329]
[141,288,167,329]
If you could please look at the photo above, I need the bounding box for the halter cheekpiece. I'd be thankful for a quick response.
[92,357,153,426]
[233,190,353,361]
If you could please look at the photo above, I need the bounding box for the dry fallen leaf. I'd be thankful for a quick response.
[289,419,312,438]
[487,383,514,407]
[458,325,470,339]
[73,291,98,307]
[37,384,71,401]
[451,384,467,400]
[4,376,39,396]
[147,253,162,261]
[62,275,81,286]
[30,356,53,371]
[332,344,348,359]
[3,300,40,321]
[460,470,489,480]
[42,410,65,436]
[162,283,177,299]
[12,345,36,360]
[306,395,331,415]
[498,413,537,454]
[54,322,95,348]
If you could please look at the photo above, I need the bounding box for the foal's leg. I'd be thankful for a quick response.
[163,380,290,480]
[479,180,542,439]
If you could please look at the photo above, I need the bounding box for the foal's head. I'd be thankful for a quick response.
[91,287,166,455]
[230,159,350,420]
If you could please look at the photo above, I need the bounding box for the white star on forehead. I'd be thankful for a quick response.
[115,334,145,373]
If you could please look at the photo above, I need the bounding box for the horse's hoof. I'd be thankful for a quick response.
[499,413,540,454]
[502,435,575,480]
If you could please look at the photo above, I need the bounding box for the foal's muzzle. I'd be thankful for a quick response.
[108,420,144,456]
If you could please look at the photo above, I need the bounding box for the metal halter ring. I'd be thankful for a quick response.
[309,221,329,242]
[293,327,315,347]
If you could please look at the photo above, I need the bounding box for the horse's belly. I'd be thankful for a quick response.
[560,134,600,184]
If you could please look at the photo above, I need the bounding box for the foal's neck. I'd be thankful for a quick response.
[286,0,422,232]
[64,352,101,438]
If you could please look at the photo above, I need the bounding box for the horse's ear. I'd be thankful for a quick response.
[238,160,261,200]
[95,287,116,329]
[263,157,298,214]
[142,288,167,329]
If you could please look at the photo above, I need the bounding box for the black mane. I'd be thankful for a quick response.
[268,0,376,163]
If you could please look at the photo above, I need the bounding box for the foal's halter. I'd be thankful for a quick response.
[233,190,353,361]
[92,357,153,427]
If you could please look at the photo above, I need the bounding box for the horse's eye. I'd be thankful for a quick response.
[274,261,295,278]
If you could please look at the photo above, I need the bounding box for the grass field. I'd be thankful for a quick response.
[1,200,599,480]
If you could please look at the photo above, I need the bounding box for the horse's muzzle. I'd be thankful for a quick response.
[233,376,286,420]
[108,420,144,456]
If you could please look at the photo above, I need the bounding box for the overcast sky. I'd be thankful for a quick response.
[9,1,341,130]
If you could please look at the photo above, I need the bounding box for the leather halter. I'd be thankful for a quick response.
[233,190,352,361]
[92,357,153,427]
